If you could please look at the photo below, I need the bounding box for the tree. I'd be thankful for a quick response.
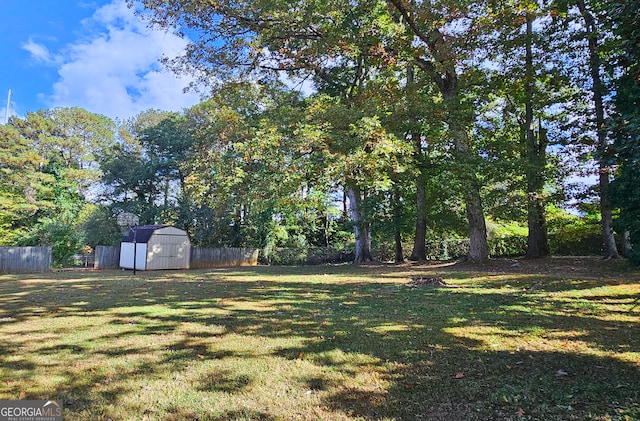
[133,0,494,261]
[566,0,620,258]
[134,0,415,262]
[2,108,116,264]
[522,11,551,258]
[609,0,640,264]
[0,122,54,244]
[385,0,490,261]
[479,0,591,258]
[13,108,115,196]
[99,110,174,224]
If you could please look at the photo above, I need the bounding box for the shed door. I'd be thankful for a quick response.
[147,234,190,270]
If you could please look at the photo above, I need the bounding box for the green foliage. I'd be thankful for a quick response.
[3,0,639,263]
[260,246,354,265]
[545,206,604,255]
[488,220,528,238]
[611,164,640,264]
[549,225,603,255]
[1,108,115,255]
[488,236,528,257]
[82,205,124,247]
[609,0,640,264]
[37,220,86,268]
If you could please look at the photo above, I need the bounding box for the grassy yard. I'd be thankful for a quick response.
[0,257,639,420]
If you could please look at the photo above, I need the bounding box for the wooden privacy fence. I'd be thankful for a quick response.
[93,246,259,270]
[190,247,259,268]
[0,246,52,273]
[94,246,121,270]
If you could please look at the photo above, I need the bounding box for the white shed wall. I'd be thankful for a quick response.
[119,243,148,270]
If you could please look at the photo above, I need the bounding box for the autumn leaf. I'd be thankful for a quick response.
[455,372,464,379]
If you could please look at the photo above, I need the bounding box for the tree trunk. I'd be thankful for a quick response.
[410,132,428,261]
[410,174,428,261]
[324,212,330,247]
[600,169,619,258]
[448,113,488,262]
[392,187,405,263]
[576,0,619,259]
[524,13,550,259]
[406,66,428,261]
[623,230,632,257]
[347,184,373,264]
[464,181,489,262]
[441,89,488,262]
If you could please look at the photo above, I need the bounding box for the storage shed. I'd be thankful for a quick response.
[119,225,191,271]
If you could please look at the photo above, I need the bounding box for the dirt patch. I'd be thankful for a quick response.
[407,277,448,287]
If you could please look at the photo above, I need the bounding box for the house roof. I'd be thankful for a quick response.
[122,225,170,243]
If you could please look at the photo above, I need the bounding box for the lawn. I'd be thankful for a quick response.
[0,257,639,420]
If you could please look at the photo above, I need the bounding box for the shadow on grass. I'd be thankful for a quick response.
[0,261,638,420]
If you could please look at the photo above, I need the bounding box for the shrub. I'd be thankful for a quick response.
[489,236,528,257]
[549,224,602,255]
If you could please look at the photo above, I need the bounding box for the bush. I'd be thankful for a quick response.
[549,224,602,255]
[489,236,528,257]
[260,247,354,265]
[262,227,615,265]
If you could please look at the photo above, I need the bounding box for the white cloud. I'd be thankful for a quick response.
[38,0,201,120]
[21,39,58,65]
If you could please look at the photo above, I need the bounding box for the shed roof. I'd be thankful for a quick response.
[122,225,171,243]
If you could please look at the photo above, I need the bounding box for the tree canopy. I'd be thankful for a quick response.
[1,0,638,265]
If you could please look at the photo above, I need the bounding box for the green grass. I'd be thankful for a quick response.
[0,257,639,420]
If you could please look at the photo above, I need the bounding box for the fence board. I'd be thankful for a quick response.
[190,247,259,268]
[94,246,121,270]
[0,247,52,273]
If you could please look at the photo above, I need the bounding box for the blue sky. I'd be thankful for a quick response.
[1,0,201,122]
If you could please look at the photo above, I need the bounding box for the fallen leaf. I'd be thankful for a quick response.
[455,372,464,379]
[516,407,525,417]
[556,369,569,377]
[197,354,205,359]
[19,391,26,399]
